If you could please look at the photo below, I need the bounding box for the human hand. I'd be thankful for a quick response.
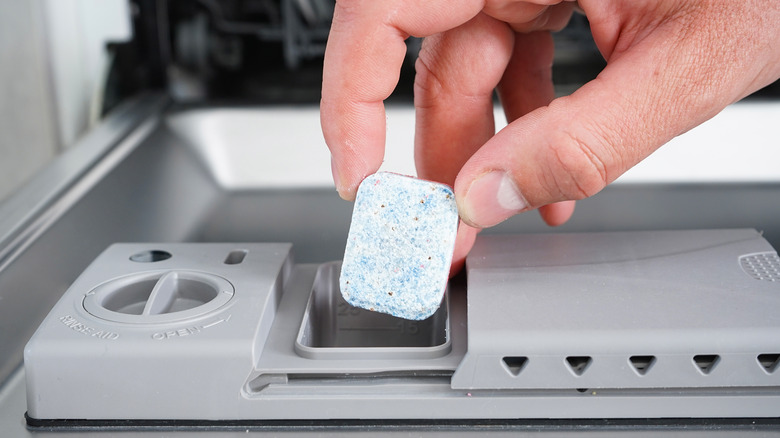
[321,0,780,274]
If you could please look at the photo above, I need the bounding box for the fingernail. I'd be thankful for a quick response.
[330,157,340,186]
[330,157,347,200]
[459,171,528,227]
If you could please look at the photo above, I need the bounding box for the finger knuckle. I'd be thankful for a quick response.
[413,40,448,109]
[547,128,610,200]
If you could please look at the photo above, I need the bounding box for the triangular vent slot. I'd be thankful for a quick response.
[693,354,720,375]
[565,356,592,376]
[629,355,656,376]
[758,354,780,374]
[502,356,528,376]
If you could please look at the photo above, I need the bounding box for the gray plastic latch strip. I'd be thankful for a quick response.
[451,229,780,390]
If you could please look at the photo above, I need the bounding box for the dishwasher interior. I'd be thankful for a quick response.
[0,97,778,435]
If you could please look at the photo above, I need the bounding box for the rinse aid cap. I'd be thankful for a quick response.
[339,172,459,321]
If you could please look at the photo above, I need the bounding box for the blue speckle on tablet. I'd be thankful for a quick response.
[340,172,459,320]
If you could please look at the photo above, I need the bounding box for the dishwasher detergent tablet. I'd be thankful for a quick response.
[340,172,459,320]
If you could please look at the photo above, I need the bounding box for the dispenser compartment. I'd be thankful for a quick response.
[22,231,780,424]
[295,262,451,359]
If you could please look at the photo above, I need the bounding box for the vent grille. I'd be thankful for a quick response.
[565,356,592,376]
[758,354,780,374]
[479,352,780,391]
[693,354,720,375]
[502,356,528,376]
[629,355,656,376]
[740,252,780,281]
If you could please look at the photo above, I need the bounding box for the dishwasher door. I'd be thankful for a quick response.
[1,93,780,436]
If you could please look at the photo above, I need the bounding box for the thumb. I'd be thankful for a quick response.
[455,2,780,228]
[454,96,618,228]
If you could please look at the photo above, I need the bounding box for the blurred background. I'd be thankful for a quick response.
[1,0,778,203]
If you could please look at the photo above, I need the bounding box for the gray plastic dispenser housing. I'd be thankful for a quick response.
[24,229,780,421]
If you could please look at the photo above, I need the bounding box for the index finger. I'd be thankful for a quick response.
[320,0,485,200]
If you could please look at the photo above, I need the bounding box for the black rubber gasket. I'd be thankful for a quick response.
[25,414,780,432]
